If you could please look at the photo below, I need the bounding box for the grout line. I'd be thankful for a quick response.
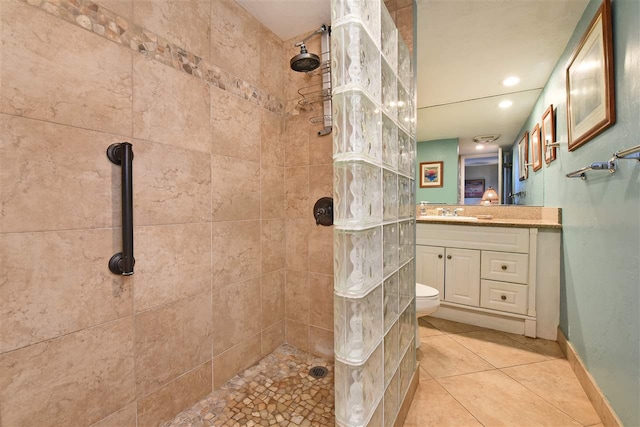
[432,376,487,426]
[0,220,212,237]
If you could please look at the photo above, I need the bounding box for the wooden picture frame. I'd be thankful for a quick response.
[531,123,542,172]
[518,132,529,181]
[464,179,485,198]
[542,105,556,164]
[420,161,444,188]
[566,0,615,151]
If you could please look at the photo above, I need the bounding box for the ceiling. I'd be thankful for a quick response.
[236,0,589,156]
[417,0,589,155]
[235,0,330,41]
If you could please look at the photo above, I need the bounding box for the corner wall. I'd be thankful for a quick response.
[511,0,639,424]
[0,0,287,425]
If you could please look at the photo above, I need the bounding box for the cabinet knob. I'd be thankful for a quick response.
[501,295,507,301]
[501,265,508,271]
[447,255,452,259]
[438,254,443,259]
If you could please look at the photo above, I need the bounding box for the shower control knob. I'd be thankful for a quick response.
[313,197,333,226]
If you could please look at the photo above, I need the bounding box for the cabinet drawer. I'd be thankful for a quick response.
[416,224,529,253]
[481,251,528,284]
[480,280,527,315]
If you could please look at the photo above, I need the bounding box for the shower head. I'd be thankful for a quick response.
[290,42,321,72]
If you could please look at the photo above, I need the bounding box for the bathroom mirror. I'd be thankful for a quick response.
[414,0,590,205]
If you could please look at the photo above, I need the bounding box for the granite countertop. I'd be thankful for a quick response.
[416,217,562,229]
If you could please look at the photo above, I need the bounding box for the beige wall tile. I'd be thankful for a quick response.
[135,293,212,397]
[573,357,605,416]
[309,326,333,359]
[502,359,601,426]
[404,379,481,427]
[262,219,286,273]
[308,223,333,275]
[261,110,285,167]
[260,29,284,100]
[384,0,398,13]
[137,361,212,427]
[211,87,261,162]
[133,223,211,313]
[261,320,285,356]
[213,333,262,389]
[134,139,211,226]
[309,164,333,204]
[396,6,414,56]
[308,129,333,165]
[261,270,286,329]
[397,0,413,9]
[91,403,137,427]
[501,332,564,359]
[0,317,135,427]
[0,1,132,136]
[0,115,120,232]
[309,273,333,330]
[285,218,310,271]
[211,0,260,86]
[0,229,131,353]
[419,335,493,378]
[211,154,260,221]
[285,270,310,323]
[133,0,211,61]
[95,0,133,20]
[261,164,285,219]
[285,166,309,218]
[284,113,310,166]
[438,370,582,426]
[212,277,261,356]
[133,56,210,152]
[211,220,261,288]
[285,319,309,352]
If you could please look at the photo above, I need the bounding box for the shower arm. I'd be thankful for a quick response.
[294,24,328,48]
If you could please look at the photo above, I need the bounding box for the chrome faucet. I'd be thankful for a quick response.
[453,208,464,217]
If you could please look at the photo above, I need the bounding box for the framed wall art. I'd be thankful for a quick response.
[420,161,443,188]
[531,124,542,172]
[542,105,556,164]
[566,0,615,151]
[464,179,485,198]
[518,132,529,181]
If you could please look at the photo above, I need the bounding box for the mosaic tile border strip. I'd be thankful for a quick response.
[21,0,284,115]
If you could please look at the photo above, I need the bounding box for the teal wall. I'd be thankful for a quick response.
[511,1,639,424]
[416,138,459,203]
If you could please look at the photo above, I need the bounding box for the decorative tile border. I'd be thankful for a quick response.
[557,328,623,426]
[21,0,284,115]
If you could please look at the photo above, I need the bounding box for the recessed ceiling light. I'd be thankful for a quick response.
[475,144,485,150]
[502,76,520,86]
[499,100,513,109]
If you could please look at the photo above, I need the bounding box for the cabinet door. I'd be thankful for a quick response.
[444,248,480,306]
[416,245,445,299]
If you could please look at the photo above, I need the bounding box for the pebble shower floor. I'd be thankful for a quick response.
[162,345,334,427]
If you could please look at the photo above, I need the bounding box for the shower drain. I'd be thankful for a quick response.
[308,366,328,379]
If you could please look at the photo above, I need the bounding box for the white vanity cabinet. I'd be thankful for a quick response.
[416,222,560,339]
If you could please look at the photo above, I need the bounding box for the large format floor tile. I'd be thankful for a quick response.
[404,379,482,427]
[502,359,601,426]
[419,335,494,378]
[421,316,489,334]
[438,370,583,426]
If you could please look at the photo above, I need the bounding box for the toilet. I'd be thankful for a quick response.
[416,283,440,318]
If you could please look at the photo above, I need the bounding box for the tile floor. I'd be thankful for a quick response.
[163,345,334,427]
[406,317,603,427]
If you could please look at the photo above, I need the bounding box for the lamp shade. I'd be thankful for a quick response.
[481,186,499,204]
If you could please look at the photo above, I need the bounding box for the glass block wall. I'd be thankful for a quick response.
[331,1,417,426]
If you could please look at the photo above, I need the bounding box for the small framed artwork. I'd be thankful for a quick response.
[531,124,542,172]
[542,105,556,164]
[464,179,485,198]
[566,0,615,151]
[420,161,443,188]
[518,132,529,181]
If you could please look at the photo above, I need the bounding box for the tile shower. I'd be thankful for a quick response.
[0,0,415,426]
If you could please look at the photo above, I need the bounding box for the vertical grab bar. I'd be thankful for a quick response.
[107,142,135,275]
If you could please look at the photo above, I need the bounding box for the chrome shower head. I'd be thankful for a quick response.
[290,42,321,72]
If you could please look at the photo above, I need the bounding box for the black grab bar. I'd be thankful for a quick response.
[107,142,135,275]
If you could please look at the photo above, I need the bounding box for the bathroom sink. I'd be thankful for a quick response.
[419,215,479,222]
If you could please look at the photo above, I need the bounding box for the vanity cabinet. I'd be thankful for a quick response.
[416,222,561,339]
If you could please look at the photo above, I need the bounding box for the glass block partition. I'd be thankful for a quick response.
[331,1,416,426]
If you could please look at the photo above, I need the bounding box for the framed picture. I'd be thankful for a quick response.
[518,132,529,181]
[531,124,542,172]
[420,161,443,188]
[542,105,556,164]
[464,179,485,198]
[566,0,615,151]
